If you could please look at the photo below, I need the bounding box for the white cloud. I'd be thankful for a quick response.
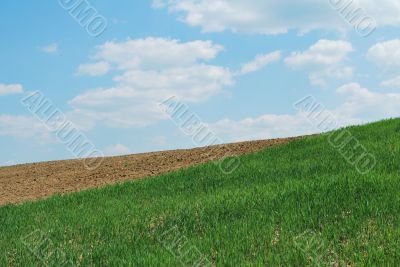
[285,39,354,86]
[151,136,168,146]
[240,51,281,75]
[69,87,167,128]
[40,43,59,54]
[0,115,53,144]
[209,114,318,142]
[114,65,233,102]
[381,76,400,88]
[367,39,400,68]
[93,37,223,70]
[0,84,23,96]
[334,83,400,121]
[111,18,128,24]
[0,160,17,167]
[285,40,353,67]
[76,61,111,76]
[70,38,234,128]
[154,0,400,35]
[367,39,400,88]
[104,144,131,156]
[152,0,166,8]
[209,83,400,142]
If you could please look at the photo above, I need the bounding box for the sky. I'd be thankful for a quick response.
[1,0,400,166]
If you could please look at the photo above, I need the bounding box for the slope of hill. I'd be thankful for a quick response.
[0,138,296,206]
[1,119,399,266]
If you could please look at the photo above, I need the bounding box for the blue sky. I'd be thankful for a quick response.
[1,0,400,165]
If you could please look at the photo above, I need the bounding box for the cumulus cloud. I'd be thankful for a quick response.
[70,38,233,129]
[104,144,131,156]
[0,115,53,144]
[40,43,59,54]
[240,51,281,75]
[381,76,400,88]
[0,84,23,96]
[334,83,400,121]
[92,38,224,70]
[209,83,400,142]
[285,39,354,86]
[153,0,400,35]
[367,39,400,88]
[69,87,167,128]
[367,39,400,68]
[209,114,318,142]
[76,61,111,76]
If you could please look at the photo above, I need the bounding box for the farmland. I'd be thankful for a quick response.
[1,119,400,266]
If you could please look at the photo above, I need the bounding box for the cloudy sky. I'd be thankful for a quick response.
[1,0,400,165]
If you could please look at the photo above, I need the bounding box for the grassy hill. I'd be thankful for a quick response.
[1,119,400,266]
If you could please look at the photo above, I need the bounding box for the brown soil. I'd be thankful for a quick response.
[0,137,300,206]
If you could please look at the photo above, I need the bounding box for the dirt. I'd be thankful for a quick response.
[0,137,300,206]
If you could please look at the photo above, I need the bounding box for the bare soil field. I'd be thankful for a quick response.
[0,137,300,206]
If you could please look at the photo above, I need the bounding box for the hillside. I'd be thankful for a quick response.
[0,138,296,206]
[1,119,400,266]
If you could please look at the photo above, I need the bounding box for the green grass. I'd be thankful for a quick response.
[1,119,400,266]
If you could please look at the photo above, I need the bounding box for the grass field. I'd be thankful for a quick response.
[1,119,400,266]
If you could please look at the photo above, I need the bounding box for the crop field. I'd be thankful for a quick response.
[1,119,400,266]
[0,138,295,206]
